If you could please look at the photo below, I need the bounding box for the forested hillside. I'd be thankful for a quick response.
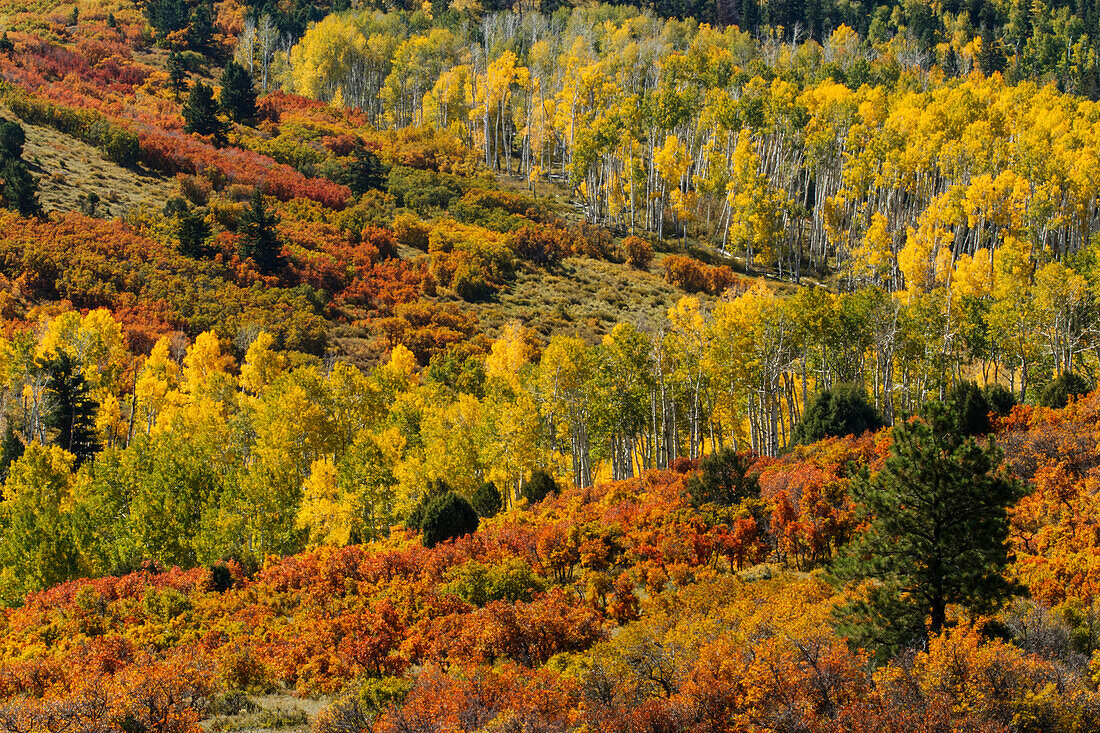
[3,0,1100,730]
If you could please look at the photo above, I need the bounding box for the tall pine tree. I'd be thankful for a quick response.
[145,0,189,41]
[835,400,1021,660]
[239,188,282,273]
[0,119,25,161]
[167,52,188,99]
[1,159,41,218]
[41,352,99,466]
[183,81,228,145]
[177,208,213,258]
[219,60,258,124]
[187,3,215,54]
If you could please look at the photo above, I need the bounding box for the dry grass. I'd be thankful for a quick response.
[202,691,325,733]
[2,105,176,217]
[466,254,702,343]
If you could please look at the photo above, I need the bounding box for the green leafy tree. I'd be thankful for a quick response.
[420,491,479,547]
[183,81,228,145]
[791,384,885,445]
[685,448,759,508]
[835,402,1022,659]
[0,443,83,604]
[219,60,257,124]
[239,188,282,273]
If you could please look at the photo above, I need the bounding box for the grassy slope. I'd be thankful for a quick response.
[2,105,176,217]
[1,104,794,361]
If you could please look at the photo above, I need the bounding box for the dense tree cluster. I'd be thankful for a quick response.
[0,395,1093,731]
[0,1,1100,729]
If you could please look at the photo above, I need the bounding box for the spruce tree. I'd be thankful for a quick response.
[405,478,451,530]
[41,352,99,466]
[945,380,994,436]
[187,3,215,53]
[219,60,258,124]
[471,481,503,518]
[1,160,42,218]
[239,188,282,273]
[835,401,1021,659]
[944,46,960,77]
[420,491,479,548]
[177,208,212,258]
[0,119,25,161]
[685,448,759,508]
[145,0,189,40]
[0,422,23,483]
[167,52,188,99]
[343,147,387,194]
[520,469,558,504]
[1039,371,1091,408]
[183,81,228,145]
[979,23,1006,75]
[791,384,885,445]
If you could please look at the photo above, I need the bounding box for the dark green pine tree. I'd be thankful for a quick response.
[41,352,100,466]
[834,401,1022,661]
[1,159,42,218]
[183,81,228,145]
[943,45,960,77]
[471,481,503,518]
[219,60,258,124]
[420,491,480,548]
[167,52,188,99]
[176,208,212,258]
[145,0,189,41]
[520,469,558,504]
[343,147,387,195]
[106,11,117,28]
[239,188,282,273]
[405,478,451,530]
[978,23,1006,76]
[1039,371,1091,408]
[791,383,885,445]
[0,422,24,483]
[0,32,13,55]
[0,119,25,161]
[685,447,759,508]
[945,380,994,436]
[187,3,216,54]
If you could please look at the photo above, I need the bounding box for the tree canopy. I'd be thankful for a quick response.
[836,402,1021,658]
